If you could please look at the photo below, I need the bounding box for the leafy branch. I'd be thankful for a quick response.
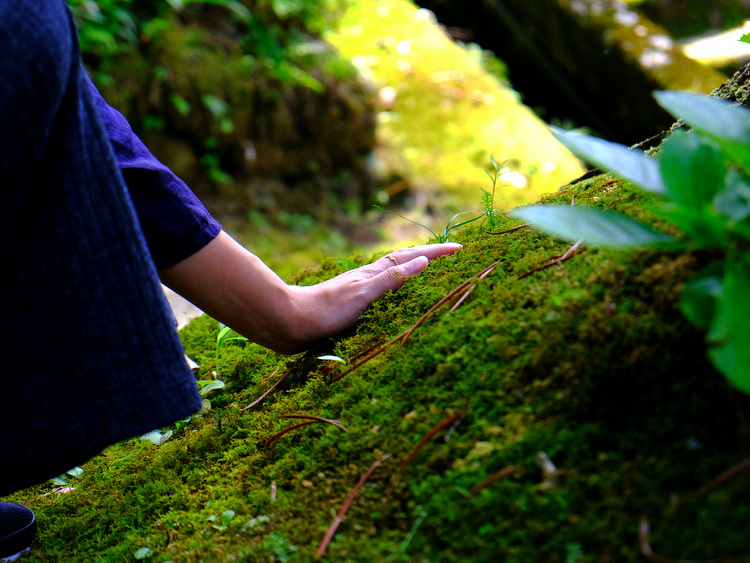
[511,90,750,394]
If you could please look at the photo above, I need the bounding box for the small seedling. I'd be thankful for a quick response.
[373,205,483,243]
[216,322,248,375]
[482,154,508,231]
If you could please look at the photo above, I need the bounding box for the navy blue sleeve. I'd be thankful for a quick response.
[85,74,222,269]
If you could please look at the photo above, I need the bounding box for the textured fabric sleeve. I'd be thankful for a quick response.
[85,74,222,269]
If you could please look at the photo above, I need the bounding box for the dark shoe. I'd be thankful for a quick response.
[0,503,36,561]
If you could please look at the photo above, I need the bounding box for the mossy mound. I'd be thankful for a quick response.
[9,175,750,561]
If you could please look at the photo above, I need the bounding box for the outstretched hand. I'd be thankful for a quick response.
[292,242,463,346]
[159,231,462,354]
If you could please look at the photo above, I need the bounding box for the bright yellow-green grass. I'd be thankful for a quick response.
[326,0,585,212]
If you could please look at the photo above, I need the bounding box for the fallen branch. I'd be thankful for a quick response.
[316,453,391,559]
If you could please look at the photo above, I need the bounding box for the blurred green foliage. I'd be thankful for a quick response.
[66,0,352,86]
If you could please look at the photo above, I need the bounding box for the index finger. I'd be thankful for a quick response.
[388,242,463,264]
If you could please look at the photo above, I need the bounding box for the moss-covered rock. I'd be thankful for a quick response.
[10,170,750,561]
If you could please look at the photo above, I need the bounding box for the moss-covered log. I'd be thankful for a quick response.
[10,128,750,562]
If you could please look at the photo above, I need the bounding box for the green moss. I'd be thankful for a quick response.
[9,175,750,561]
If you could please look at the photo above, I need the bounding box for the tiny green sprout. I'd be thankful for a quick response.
[373,205,482,243]
[216,322,248,375]
[482,154,509,231]
[210,509,236,531]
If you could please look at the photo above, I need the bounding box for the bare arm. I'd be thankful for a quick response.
[158,230,462,354]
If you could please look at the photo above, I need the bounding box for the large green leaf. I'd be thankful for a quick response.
[658,131,726,209]
[654,90,750,147]
[654,90,750,172]
[509,205,676,248]
[655,204,728,248]
[551,128,666,195]
[707,254,750,394]
[714,169,750,226]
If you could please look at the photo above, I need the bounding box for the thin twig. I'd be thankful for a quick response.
[386,407,469,499]
[329,263,498,383]
[689,455,750,501]
[467,466,521,499]
[156,522,171,548]
[280,414,348,432]
[264,420,318,446]
[450,263,497,312]
[487,223,528,235]
[265,416,347,447]
[517,243,586,280]
[316,453,391,559]
[607,195,629,209]
[240,367,290,411]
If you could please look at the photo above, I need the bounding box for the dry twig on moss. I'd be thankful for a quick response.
[240,367,290,411]
[386,407,469,499]
[467,465,521,499]
[264,414,347,447]
[316,453,391,559]
[329,262,498,384]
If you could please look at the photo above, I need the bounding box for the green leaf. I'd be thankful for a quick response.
[655,204,728,247]
[680,262,724,330]
[741,32,750,45]
[198,380,226,396]
[217,324,248,347]
[714,169,750,225]
[134,547,154,560]
[170,92,191,116]
[707,254,750,394]
[654,90,750,146]
[658,131,726,209]
[509,205,676,248]
[654,91,750,172]
[551,127,666,195]
[222,510,236,526]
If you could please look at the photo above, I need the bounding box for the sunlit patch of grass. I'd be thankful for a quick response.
[326,0,584,213]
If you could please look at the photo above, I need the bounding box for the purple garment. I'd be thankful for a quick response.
[85,75,222,269]
[0,0,218,494]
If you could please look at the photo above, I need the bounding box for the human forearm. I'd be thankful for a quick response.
[159,230,462,354]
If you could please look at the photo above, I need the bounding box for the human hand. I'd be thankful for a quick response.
[160,231,462,354]
[290,242,462,348]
